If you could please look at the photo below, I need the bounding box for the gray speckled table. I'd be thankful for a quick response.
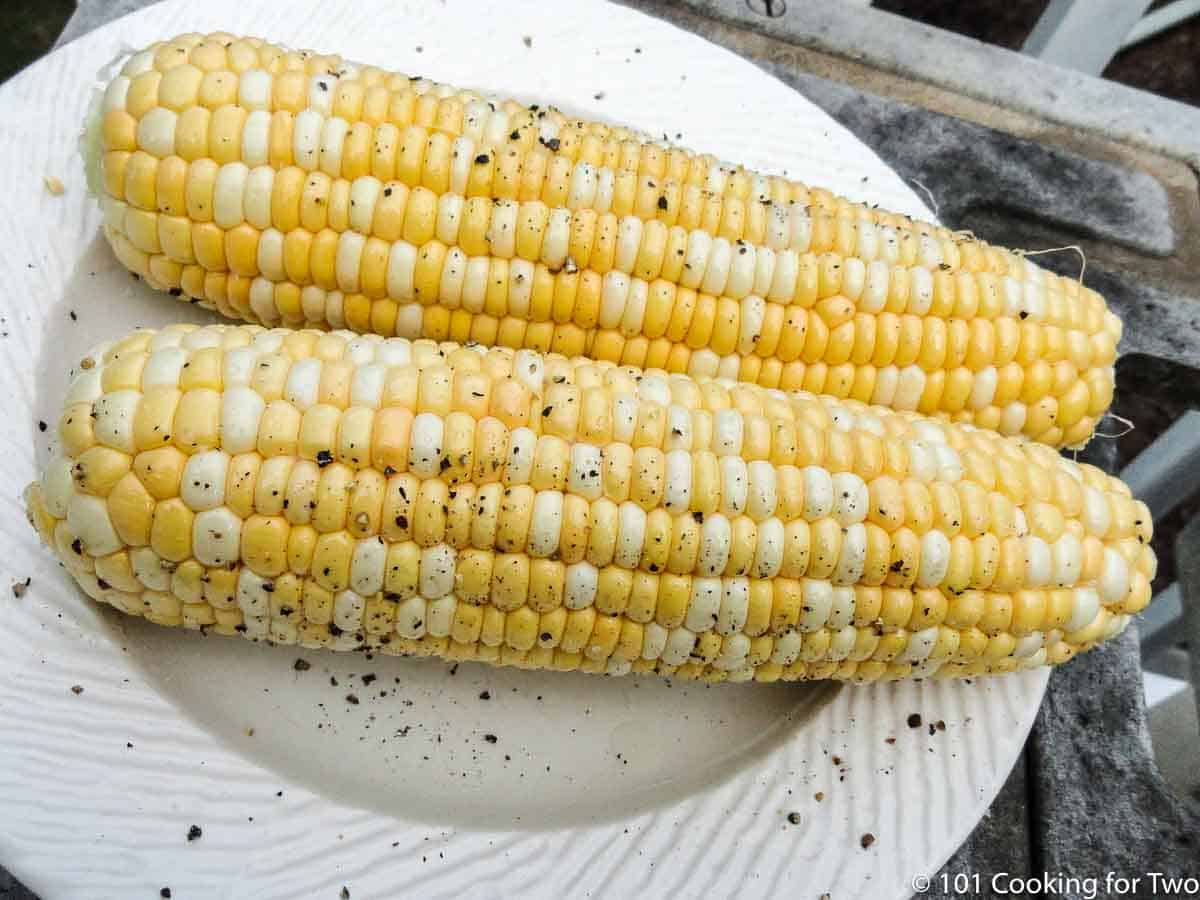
[4,2,1197,898]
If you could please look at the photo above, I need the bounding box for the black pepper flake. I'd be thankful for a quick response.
[860,833,875,850]
[907,713,922,728]
[786,812,801,825]
[395,514,408,529]
[540,632,552,641]
[657,196,668,210]
[1019,310,1029,320]
[70,684,84,695]
[316,450,334,467]
[71,538,83,555]
[187,825,202,842]
[483,734,498,744]
[69,310,77,321]
[522,35,532,47]
[384,187,393,197]
[341,888,351,900]
[294,658,311,672]
[346,693,360,705]
[11,577,31,598]
[362,673,377,685]
[160,889,172,899]
[542,405,553,417]
[475,153,491,164]
[37,420,47,432]
[479,690,491,700]
[510,129,521,141]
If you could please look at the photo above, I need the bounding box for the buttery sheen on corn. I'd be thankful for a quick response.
[26,324,1153,682]
[91,32,1119,449]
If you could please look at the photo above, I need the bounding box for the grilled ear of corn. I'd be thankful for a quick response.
[88,32,1119,449]
[26,324,1152,683]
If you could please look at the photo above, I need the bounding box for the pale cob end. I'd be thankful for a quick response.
[26,323,1153,683]
[92,32,1119,449]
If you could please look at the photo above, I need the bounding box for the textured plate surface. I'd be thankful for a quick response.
[0,1,1048,897]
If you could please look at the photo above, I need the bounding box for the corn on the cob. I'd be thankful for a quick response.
[88,32,1119,449]
[26,323,1152,683]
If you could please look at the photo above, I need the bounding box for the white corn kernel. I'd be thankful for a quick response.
[798,579,833,631]
[685,577,722,632]
[408,412,445,477]
[181,450,229,511]
[192,506,241,567]
[564,562,599,610]
[419,544,456,599]
[67,494,122,557]
[528,491,564,557]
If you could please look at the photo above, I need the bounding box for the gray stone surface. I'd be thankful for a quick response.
[1083,267,1200,371]
[1031,628,1200,900]
[56,0,157,47]
[1178,518,1200,767]
[0,870,36,900]
[780,72,1175,258]
[662,0,1200,168]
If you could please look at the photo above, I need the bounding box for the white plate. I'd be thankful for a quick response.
[0,1,1048,897]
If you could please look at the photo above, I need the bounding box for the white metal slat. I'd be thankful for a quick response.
[1023,0,1155,75]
